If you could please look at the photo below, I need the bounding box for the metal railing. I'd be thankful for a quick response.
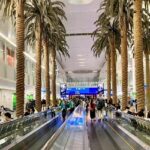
[0,107,61,147]
[0,107,72,150]
[107,105,150,145]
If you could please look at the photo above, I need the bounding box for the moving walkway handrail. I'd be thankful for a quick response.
[108,105,150,131]
[42,111,73,150]
[0,107,60,138]
[1,107,72,150]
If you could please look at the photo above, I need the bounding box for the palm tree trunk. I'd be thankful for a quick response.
[51,48,56,106]
[35,22,42,112]
[120,15,128,110]
[133,0,145,112]
[16,0,25,117]
[43,39,50,107]
[109,37,117,105]
[107,51,111,102]
[145,51,150,113]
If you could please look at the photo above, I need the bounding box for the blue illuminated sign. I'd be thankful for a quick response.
[66,87,99,95]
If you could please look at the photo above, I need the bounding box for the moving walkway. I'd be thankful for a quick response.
[0,107,150,150]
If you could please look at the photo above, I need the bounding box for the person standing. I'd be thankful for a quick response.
[96,99,104,121]
[89,99,96,121]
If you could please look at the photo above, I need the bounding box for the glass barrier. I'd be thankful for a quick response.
[107,106,150,146]
[0,107,62,149]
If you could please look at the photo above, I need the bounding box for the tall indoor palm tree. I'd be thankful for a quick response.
[107,50,111,101]
[50,29,69,106]
[133,0,145,111]
[42,0,67,107]
[117,0,133,110]
[142,8,150,113]
[103,0,133,110]
[48,2,69,106]
[92,3,120,105]
[92,33,111,102]
[25,0,44,112]
[25,0,69,108]
[50,47,56,106]
[0,0,25,117]
[43,32,50,107]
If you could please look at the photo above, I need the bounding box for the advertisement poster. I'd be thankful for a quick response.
[60,84,67,97]
[97,83,104,94]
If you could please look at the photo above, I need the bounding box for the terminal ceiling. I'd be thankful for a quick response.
[57,0,106,82]
[0,0,106,83]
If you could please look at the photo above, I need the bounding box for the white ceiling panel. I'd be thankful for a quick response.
[58,0,106,82]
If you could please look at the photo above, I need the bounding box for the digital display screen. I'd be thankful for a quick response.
[66,87,98,95]
[60,84,67,96]
[98,83,104,94]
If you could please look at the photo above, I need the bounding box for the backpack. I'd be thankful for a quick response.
[97,100,103,110]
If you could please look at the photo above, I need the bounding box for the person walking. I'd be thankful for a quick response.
[89,99,96,121]
[96,99,104,121]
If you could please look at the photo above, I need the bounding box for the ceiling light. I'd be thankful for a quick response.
[93,71,98,73]
[77,54,83,57]
[68,0,93,5]
[78,62,85,64]
[77,58,85,61]
[79,65,86,67]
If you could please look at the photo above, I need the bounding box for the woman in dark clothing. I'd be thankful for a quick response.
[89,99,96,121]
[85,102,89,115]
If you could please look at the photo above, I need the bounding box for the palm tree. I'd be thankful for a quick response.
[118,0,133,110]
[50,30,69,106]
[142,8,150,113]
[108,33,118,105]
[107,50,111,101]
[48,2,69,106]
[25,0,46,112]
[25,0,68,108]
[133,0,145,111]
[104,0,133,110]
[50,47,56,106]
[0,0,25,117]
[92,9,120,105]
[92,33,111,102]
[43,35,50,107]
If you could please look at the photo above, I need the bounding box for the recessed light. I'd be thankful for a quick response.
[79,65,86,67]
[77,58,85,60]
[77,54,83,57]
[78,62,85,64]
[68,0,93,5]
[68,71,73,73]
